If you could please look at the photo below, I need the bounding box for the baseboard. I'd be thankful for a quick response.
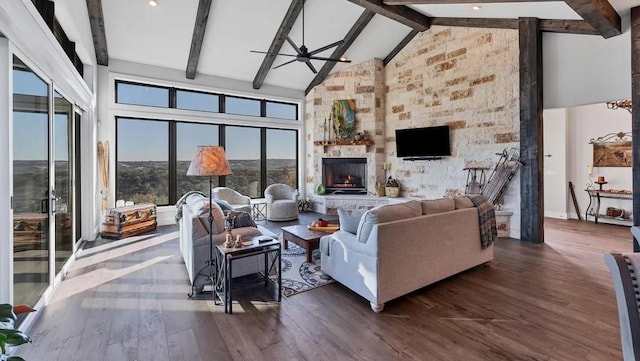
[544,211,568,220]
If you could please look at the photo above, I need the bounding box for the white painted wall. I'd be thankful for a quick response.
[543,108,568,219]
[543,16,631,109]
[564,103,632,221]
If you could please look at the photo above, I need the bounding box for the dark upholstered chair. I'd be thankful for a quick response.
[605,252,640,361]
[264,183,298,221]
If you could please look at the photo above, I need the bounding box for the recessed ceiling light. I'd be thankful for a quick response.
[339,56,347,62]
[472,5,481,11]
[149,0,158,6]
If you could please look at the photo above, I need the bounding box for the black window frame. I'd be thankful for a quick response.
[115,116,299,205]
[114,80,299,121]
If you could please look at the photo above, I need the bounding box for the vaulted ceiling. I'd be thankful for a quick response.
[83,0,634,94]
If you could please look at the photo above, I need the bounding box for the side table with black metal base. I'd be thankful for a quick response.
[214,237,281,314]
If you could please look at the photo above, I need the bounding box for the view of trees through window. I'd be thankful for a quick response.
[116,118,298,205]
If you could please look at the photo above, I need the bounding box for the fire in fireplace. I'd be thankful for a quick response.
[322,158,367,194]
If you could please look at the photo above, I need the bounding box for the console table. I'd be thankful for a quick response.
[585,189,633,225]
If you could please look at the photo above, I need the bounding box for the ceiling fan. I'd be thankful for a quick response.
[250,0,351,74]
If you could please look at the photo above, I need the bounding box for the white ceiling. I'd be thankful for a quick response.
[57,0,640,92]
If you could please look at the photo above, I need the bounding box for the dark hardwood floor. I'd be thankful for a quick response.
[13,215,633,361]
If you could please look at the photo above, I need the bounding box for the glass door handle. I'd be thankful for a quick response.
[51,189,57,214]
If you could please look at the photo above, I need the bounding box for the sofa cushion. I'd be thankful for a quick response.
[454,196,475,209]
[356,200,421,243]
[197,201,225,234]
[338,208,365,234]
[421,198,455,215]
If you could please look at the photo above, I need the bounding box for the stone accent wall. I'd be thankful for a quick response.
[304,59,386,197]
[304,26,522,238]
[384,26,521,238]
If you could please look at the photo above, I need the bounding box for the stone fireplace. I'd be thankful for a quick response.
[322,158,367,194]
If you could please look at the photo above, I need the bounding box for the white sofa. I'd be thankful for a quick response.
[320,197,495,312]
[178,193,271,292]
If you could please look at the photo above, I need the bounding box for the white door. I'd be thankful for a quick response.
[543,109,569,219]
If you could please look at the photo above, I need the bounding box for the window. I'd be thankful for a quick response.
[116,82,169,107]
[177,122,220,197]
[176,90,219,113]
[225,96,261,116]
[116,118,169,205]
[114,79,299,121]
[225,126,261,197]
[266,129,297,188]
[266,101,298,120]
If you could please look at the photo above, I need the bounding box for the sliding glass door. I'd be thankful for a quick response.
[12,56,50,306]
[54,91,73,274]
[12,56,77,308]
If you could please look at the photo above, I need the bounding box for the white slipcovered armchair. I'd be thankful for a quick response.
[212,187,251,213]
[264,183,298,221]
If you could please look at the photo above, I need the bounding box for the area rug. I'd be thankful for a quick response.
[275,240,334,297]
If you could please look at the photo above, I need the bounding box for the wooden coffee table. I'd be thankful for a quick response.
[281,225,329,263]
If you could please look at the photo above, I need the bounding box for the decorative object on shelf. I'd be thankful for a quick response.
[323,118,328,143]
[590,131,632,167]
[606,99,632,113]
[385,176,400,198]
[186,145,232,297]
[586,164,596,190]
[331,99,355,140]
[375,181,386,197]
[315,183,326,195]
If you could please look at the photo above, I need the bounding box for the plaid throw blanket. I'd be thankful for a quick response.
[467,195,497,249]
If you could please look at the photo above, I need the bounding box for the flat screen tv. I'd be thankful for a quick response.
[395,125,451,159]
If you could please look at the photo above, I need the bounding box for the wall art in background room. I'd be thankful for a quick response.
[592,140,632,167]
[331,99,355,140]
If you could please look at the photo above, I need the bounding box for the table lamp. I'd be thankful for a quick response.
[186,146,232,296]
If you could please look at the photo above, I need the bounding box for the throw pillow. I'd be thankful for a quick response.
[337,208,364,234]
[454,196,474,209]
[421,198,455,215]
[214,199,234,211]
[225,211,256,228]
[356,201,421,243]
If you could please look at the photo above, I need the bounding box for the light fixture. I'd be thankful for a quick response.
[148,0,157,6]
[186,145,232,297]
[472,5,481,10]
[339,56,347,62]
[606,99,632,113]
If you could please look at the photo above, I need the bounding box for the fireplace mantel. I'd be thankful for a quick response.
[314,140,374,152]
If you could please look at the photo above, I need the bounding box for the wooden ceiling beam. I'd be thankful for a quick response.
[345,0,431,31]
[539,19,598,35]
[85,0,108,66]
[431,17,599,35]
[383,29,419,65]
[186,0,213,79]
[561,0,620,38]
[252,0,304,89]
[305,10,375,95]
[431,17,517,29]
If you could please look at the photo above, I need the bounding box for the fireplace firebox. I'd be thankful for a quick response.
[322,158,367,194]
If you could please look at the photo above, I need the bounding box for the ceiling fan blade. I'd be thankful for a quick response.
[273,58,298,69]
[250,50,299,57]
[308,40,344,56]
[309,56,352,63]
[304,59,317,74]
[285,36,303,56]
